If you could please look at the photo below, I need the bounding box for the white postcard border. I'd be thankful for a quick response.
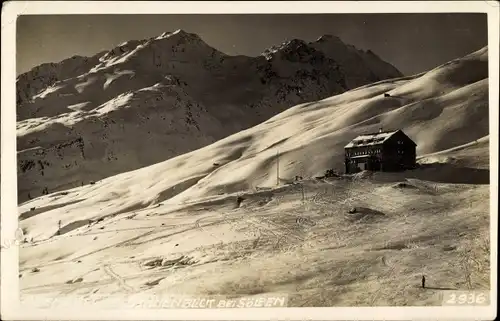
[1,1,498,320]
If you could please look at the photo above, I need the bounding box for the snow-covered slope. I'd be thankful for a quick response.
[16,30,403,202]
[18,46,490,307]
[19,45,488,238]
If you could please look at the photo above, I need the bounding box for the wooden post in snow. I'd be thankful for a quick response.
[276,149,280,186]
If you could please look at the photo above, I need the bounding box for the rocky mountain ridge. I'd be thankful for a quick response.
[16,29,403,202]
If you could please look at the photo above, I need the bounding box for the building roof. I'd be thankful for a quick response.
[344,130,400,148]
[349,154,373,159]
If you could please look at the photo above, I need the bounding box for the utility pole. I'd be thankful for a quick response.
[276,149,280,186]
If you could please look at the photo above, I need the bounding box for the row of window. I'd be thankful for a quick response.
[347,149,405,157]
[348,149,381,157]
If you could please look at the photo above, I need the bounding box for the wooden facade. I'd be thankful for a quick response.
[344,129,417,174]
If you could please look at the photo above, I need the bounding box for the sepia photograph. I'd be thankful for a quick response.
[1,1,498,320]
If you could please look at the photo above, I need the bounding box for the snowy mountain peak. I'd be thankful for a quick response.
[156,29,203,43]
[172,29,187,36]
[315,34,342,43]
[99,39,148,62]
[16,31,407,201]
[283,38,309,48]
[261,38,317,60]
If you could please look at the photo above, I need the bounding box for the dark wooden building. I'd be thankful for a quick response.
[344,129,417,174]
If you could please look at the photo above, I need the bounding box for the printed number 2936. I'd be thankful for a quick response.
[442,291,489,306]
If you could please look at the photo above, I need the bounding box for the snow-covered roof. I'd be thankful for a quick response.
[349,154,373,159]
[344,130,400,148]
